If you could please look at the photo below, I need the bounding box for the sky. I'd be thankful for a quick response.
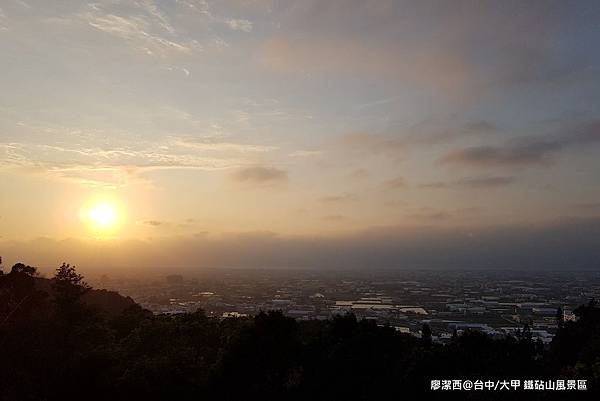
[1,0,599,272]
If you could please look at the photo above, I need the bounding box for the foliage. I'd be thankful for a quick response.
[1,262,599,400]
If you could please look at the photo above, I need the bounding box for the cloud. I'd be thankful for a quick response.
[256,0,591,99]
[231,166,288,184]
[174,137,277,153]
[337,120,497,159]
[574,202,600,211]
[420,176,515,190]
[407,210,452,221]
[223,18,253,32]
[178,0,254,33]
[258,37,472,96]
[83,8,198,57]
[338,133,404,158]
[137,220,167,227]
[288,150,322,158]
[441,141,562,167]
[381,176,406,191]
[72,0,256,58]
[47,166,149,190]
[322,214,346,222]
[318,193,357,203]
[455,176,515,188]
[404,119,497,145]
[136,218,199,229]
[0,138,255,188]
[441,120,600,167]
[349,169,369,179]
[0,7,7,31]
[163,66,191,77]
[4,217,600,271]
[418,182,447,189]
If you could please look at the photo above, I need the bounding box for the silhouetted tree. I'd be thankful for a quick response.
[3,260,600,401]
[556,306,564,329]
[11,262,37,276]
[53,263,90,304]
[52,263,92,326]
[421,323,432,347]
[0,263,45,326]
[522,322,532,342]
[535,338,544,356]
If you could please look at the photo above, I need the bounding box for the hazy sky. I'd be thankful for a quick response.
[1,0,599,271]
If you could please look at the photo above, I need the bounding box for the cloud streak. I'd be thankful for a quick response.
[0,135,278,188]
[318,193,357,203]
[231,166,288,184]
[381,176,406,191]
[441,120,600,168]
[338,133,404,158]
[4,217,600,271]
[82,2,201,57]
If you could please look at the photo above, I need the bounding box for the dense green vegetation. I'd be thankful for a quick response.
[1,262,599,400]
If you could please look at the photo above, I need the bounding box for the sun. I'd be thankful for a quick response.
[89,203,117,228]
[84,201,122,233]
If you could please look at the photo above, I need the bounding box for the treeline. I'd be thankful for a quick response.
[1,262,599,400]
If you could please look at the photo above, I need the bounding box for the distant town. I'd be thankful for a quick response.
[88,269,600,344]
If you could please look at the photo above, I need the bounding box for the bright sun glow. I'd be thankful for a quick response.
[87,202,119,231]
[89,204,116,227]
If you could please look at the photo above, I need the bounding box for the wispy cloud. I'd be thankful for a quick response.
[406,210,453,222]
[256,1,590,100]
[177,0,254,33]
[422,176,515,189]
[318,193,357,203]
[404,120,497,145]
[258,37,472,96]
[336,120,497,160]
[455,176,515,188]
[173,137,277,153]
[223,18,253,32]
[84,10,198,56]
[288,150,322,158]
[441,120,600,168]
[441,141,561,167]
[72,0,256,58]
[338,133,404,158]
[574,202,600,211]
[349,169,369,180]
[0,7,8,31]
[136,217,200,230]
[0,135,275,188]
[4,217,600,270]
[231,165,288,184]
[137,219,167,227]
[322,214,346,222]
[381,176,406,191]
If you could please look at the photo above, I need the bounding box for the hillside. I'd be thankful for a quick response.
[32,276,137,317]
[1,263,599,401]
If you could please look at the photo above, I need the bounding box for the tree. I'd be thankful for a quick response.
[522,323,532,341]
[52,263,91,321]
[421,323,432,347]
[0,263,47,329]
[10,262,37,276]
[452,328,458,341]
[535,338,544,355]
[556,306,564,329]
